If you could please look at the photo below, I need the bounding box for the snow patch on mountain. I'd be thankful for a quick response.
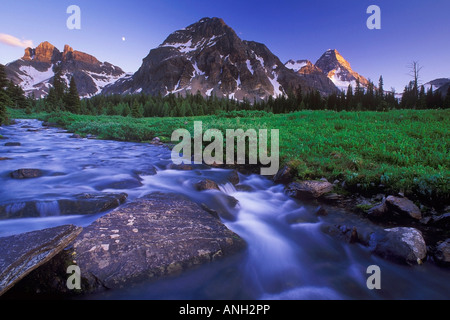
[255,55,265,68]
[87,71,131,96]
[268,73,284,97]
[192,61,205,77]
[328,68,357,91]
[285,60,308,72]
[246,60,254,75]
[18,65,54,92]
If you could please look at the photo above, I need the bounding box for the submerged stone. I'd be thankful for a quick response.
[10,169,43,179]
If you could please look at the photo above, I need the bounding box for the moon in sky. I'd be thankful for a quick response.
[122,37,126,41]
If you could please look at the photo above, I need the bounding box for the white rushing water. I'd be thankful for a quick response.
[1,119,449,300]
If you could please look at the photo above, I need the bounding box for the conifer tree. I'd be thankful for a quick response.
[0,90,9,125]
[445,87,450,109]
[378,76,384,98]
[426,85,434,109]
[162,102,170,117]
[65,77,81,114]
[0,64,8,90]
[122,103,131,117]
[418,85,426,109]
[46,66,67,110]
[131,100,143,118]
[346,84,353,110]
[0,65,10,124]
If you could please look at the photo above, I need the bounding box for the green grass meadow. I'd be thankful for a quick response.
[8,108,449,205]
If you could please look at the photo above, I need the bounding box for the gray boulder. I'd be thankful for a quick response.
[369,227,427,265]
[0,225,82,296]
[385,196,422,220]
[286,180,333,199]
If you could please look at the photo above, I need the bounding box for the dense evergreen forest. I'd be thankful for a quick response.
[1,62,449,124]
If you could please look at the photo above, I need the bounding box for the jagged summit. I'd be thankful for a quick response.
[22,41,60,63]
[315,49,369,90]
[6,42,127,98]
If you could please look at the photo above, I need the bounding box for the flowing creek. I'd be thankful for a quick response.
[0,119,449,300]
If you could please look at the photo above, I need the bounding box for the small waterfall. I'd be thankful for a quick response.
[5,202,26,215]
[219,182,237,195]
[36,201,61,217]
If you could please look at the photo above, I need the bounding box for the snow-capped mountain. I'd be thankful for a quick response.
[315,49,369,91]
[5,42,128,98]
[103,17,338,99]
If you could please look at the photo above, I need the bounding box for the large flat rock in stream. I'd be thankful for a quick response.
[0,225,82,296]
[69,193,246,292]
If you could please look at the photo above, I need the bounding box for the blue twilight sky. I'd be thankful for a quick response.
[0,0,449,92]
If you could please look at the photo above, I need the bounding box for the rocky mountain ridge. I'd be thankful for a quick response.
[5,41,128,98]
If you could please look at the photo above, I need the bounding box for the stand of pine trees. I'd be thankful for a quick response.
[0,64,30,125]
[45,66,81,113]
[401,81,445,109]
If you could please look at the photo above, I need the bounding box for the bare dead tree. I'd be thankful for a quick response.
[408,61,423,97]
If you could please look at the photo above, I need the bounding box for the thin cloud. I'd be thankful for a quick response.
[0,33,33,48]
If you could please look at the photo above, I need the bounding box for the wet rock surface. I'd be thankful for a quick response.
[0,225,82,296]
[194,179,220,191]
[322,224,359,244]
[0,193,128,220]
[64,193,245,293]
[10,169,43,179]
[58,193,128,216]
[227,170,240,185]
[4,142,21,147]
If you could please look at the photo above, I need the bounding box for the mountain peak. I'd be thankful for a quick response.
[165,17,235,43]
[317,49,351,73]
[316,49,368,90]
[64,44,74,54]
[106,17,338,99]
[22,41,60,63]
[197,17,226,25]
